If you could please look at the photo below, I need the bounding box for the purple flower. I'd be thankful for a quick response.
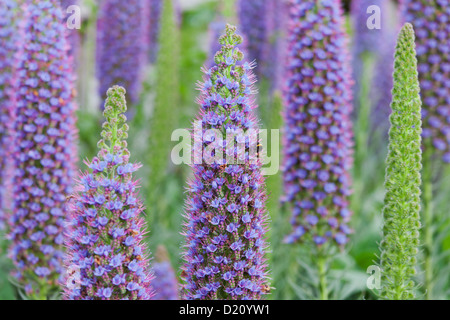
[282,0,353,247]
[0,0,18,230]
[96,0,149,106]
[7,0,78,298]
[63,86,154,300]
[402,0,450,161]
[181,25,270,300]
[151,246,179,300]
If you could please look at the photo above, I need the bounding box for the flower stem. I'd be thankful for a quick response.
[317,251,328,300]
[353,53,375,216]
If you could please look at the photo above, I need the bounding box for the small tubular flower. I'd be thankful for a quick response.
[181,24,271,300]
[282,0,354,247]
[7,0,78,299]
[63,86,154,300]
[378,23,422,300]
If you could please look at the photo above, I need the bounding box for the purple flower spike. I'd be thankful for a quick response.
[262,0,289,90]
[61,0,81,67]
[151,245,179,300]
[282,0,354,247]
[64,86,154,300]
[238,0,268,79]
[7,0,78,299]
[351,0,385,54]
[149,0,163,62]
[96,0,150,106]
[181,25,271,300]
[0,0,19,230]
[402,0,450,160]
[351,0,399,131]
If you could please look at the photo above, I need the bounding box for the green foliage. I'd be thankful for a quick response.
[148,0,181,222]
[265,91,283,219]
[378,23,422,300]
[145,0,216,273]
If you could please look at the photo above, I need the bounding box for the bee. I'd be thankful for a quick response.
[204,212,213,222]
[94,256,101,265]
[130,230,139,236]
[180,270,188,279]
[67,269,76,276]
[136,255,143,261]
[261,285,271,294]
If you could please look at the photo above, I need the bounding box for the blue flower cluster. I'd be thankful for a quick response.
[181,25,270,300]
[7,0,78,298]
[238,0,267,79]
[282,0,354,247]
[403,0,450,161]
[0,0,19,230]
[64,86,154,300]
[96,0,149,106]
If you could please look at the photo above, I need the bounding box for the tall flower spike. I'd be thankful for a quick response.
[7,0,78,299]
[262,0,288,89]
[238,0,267,80]
[282,0,354,248]
[149,0,163,63]
[181,24,271,300]
[148,0,180,217]
[151,245,179,300]
[351,0,385,54]
[351,0,398,132]
[61,0,81,68]
[378,23,422,300]
[64,86,154,300]
[0,0,19,230]
[402,0,449,161]
[96,0,149,107]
